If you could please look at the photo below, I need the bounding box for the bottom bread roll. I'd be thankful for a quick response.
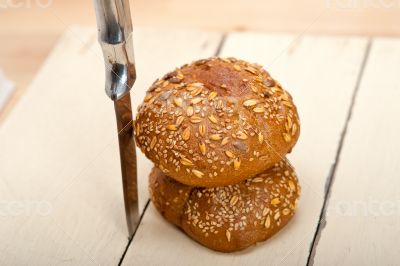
[148,159,301,252]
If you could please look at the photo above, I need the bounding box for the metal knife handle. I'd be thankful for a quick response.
[93,0,136,101]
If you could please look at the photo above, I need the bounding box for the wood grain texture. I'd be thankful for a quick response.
[122,33,369,265]
[0,27,222,265]
[313,38,400,265]
[2,0,400,121]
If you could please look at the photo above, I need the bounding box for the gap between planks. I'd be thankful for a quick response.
[306,39,372,266]
[117,33,228,266]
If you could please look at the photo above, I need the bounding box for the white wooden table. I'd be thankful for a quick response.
[0,27,399,266]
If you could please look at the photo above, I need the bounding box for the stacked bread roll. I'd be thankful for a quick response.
[134,57,301,252]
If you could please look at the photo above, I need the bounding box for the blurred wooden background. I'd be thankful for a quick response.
[1,0,400,120]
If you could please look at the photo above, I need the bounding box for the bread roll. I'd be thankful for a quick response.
[148,159,301,252]
[135,57,300,187]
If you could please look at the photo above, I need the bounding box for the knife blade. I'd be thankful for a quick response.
[93,0,139,237]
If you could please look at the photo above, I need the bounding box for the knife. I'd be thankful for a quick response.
[93,0,139,237]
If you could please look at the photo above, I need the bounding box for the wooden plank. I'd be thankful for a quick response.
[313,38,400,265]
[122,33,369,265]
[0,26,222,265]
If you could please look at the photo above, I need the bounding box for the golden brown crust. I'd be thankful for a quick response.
[149,159,301,252]
[148,168,192,226]
[135,57,300,187]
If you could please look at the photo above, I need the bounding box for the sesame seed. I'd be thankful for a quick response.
[282,208,291,216]
[233,65,241,71]
[252,177,263,183]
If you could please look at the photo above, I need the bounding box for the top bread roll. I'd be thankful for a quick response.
[134,57,300,187]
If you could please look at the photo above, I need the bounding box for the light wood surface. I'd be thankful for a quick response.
[122,33,369,265]
[1,26,399,265]
[313,38,400,265]
[0,26,221,265]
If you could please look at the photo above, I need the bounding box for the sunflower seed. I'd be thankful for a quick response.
[233,141,248,151]
[199,124,206,136]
